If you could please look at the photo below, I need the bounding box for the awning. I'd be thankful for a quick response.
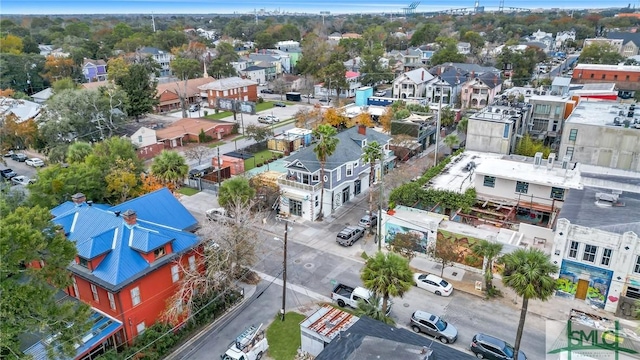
[281,191,308,202]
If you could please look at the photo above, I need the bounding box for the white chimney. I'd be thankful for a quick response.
[533,152,543,167]
[546,153,555,169]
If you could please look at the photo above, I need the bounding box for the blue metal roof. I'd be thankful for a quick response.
[129,228,173,253]
[109,188,198,231]
[51,190,200,289]
[22,297,122,360]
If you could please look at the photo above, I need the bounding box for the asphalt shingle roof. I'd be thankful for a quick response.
[283,127,390,173]
[607,31,640,47]
[198,76,258,91]
[315,316,474,360]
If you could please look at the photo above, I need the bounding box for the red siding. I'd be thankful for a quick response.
[206,84,258,107]
[69,246,204,344]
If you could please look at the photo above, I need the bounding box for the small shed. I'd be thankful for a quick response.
[300,305,358,357]
[285,128,313,146]
[212,155,245,175]
[268,135,301,153]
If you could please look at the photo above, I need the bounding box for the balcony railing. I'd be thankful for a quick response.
[277,175,322,192]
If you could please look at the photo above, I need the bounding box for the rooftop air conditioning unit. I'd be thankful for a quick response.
[561,155,570,169]
[534,152,543,167]
[547,153,556,169]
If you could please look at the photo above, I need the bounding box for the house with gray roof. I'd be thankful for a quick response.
[459,72,503,109]
[391,68,434,100]
[607,31,640,57]
[198,76,259,105]
[240,65,266,85]
[277,125,393,221]
[248,53,282,79]
[137,47,174,77]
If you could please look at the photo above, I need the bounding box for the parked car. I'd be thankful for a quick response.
[375,90,387,97]
[258,116,275,124]
[260,89,274,94]
[273,102,286,107]
[11,175,35,186]
[336,226,365,246]
[331,283,391,315]
[206,207,234,222]
[319,98,330,103]
[266,115,280,123]
[1,168,17,180]
[3,150,14,157]
[470,333,527,360]
[414,273,453,296]
[189,103,200,112]
[11,153,27,162]
[26,158,45,167]
[410,310,458,344]
[358,213,378,228]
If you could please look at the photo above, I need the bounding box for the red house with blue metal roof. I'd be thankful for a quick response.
[50,188,203,351]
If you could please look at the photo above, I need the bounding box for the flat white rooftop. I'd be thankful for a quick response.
[566,100,640,127]
[428,151,503,193]
[429,151,583,193]
[574,63,640,72]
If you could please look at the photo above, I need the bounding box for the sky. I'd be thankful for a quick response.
[0,0,635,15]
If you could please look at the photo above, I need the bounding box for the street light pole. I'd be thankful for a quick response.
[281,221,288,321]
[377,159,384,252]
[434,83,442,167]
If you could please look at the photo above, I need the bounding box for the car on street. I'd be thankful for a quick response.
[413,273,453,296]
[11,153,27,162]
[470,333,527,360]
[1,168,17,180]
[336,226,365,246]
[11,175,35,186]
[266,115,280,123]
[410,310,458,344]
[319,98,330,103]
[273,102,286,107]
[26,158,45,167]
[206,207,234,222]
[3,150,14,157]
[260,89,274,94]
[258,115,277,124]
[358,213,378,228]
[189,103,200,112]
[375,90,387,97]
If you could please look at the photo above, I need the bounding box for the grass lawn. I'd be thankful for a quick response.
[207,141,223,148]
[203,111,234,120]
[266,312,305,360]
[202,101,291,121]
[244,150,280,171]
[178,187,199,196]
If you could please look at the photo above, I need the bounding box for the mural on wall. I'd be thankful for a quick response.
[437,230,484,269]
[384,222,430,253]
[556,260,613,309]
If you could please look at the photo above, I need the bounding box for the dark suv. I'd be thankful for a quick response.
[470,333,527,360]
[1,168,17,180]
[11,153,27,162]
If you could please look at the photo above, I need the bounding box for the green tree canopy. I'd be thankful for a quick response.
[115,59,159,119]
[360,252,413,315]
[580,42,625,65]
[150,150,189,189]
[430,37,466,66]
[515,134,551,158]
[218,177,256,210]
[313,124,339,220]
[0,202,91,359]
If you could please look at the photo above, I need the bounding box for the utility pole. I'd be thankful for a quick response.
[216,147,222,190]
[434,84,443,167]
[275,216,295,321]
[377,158,385,252]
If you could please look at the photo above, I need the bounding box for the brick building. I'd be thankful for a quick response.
[571,64,640,92]
[198,77,258,108]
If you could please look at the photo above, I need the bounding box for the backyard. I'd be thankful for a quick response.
[204,101,289,120]
[244,149,282,171]
[265,312,305,360]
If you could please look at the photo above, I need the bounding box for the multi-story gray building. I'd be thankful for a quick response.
[526,95,577,151]
[466,101,531,155]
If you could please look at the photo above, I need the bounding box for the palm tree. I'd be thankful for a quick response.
[312,124,338,220]
[150,150,189,190]
[501,248,558,360]
[355,294,394,325]
[218,177,256,211]
[472,239,503,292]
[443,134,459,154]
[362,141,383,234]
[456,117,468,135]
[360,252,413,315]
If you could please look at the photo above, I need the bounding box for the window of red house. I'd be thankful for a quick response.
[154,247,166,259]
[78,257,89,268]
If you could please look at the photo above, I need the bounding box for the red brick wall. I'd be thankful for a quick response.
[572,68,640,90]
[206,85,258,107]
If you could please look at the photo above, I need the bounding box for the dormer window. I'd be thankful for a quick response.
[154,247,166,259]
[78,257,89,268]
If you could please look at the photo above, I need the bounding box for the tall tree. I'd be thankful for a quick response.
[409,23,441,46]
[208,42,238,79]
[501,249,558,360]
[430,37,466,66]
[443,134,459,154]
[320,61,348,103]
[360,252,413,315]
[170,56,201,118]
[472,240,504,293]
[106,57,129,84]
[115,60,159,119]
[427,236,460,277]
[150,150,189,190]
[0,203,91,359]
[362,141,383,235]
[580,42,625,65]
[313,124,338,220]
[296,33,331,77]
[65,141,93,164]
[218,177,256,212]
[359,44,393,87]
[355,293,394,325]
[105,158,140,204]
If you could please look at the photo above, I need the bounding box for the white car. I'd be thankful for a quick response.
[414,273,453,296]
[266,115,280,123]
[11,175,35,186]
[25,158,45,167]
